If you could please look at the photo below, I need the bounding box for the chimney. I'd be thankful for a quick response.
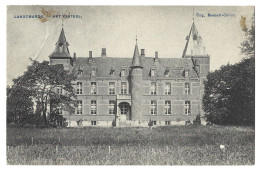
[101,48,106,57]
[155,51,158,58]
[154,51,159,63]
[141,49,145,57]
[73,52,76,62]
[89,51,93,63]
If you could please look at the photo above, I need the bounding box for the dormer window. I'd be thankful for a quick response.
[151,69,156,77]
[165,68,170,77]
[121,69,126,77]
[110,67,115,75]
[184,69,189,77]
[78,69,83,75]
[91,69,96,77]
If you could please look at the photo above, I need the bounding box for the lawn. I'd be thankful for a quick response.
[6,125,254,165]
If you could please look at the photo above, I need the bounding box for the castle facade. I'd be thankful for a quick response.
[49,22,210,127]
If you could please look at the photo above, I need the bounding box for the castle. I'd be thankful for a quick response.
[49,21,210,127]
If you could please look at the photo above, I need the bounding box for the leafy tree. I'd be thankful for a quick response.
[7,85,34,124]
[13,60,77,126]
[240,14,255,58]
[203,59,254,126]
[203,14,255,126]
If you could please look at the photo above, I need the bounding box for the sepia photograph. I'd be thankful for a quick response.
[6,5,255,165]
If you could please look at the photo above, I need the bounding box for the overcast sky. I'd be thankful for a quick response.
[7,6,254,85]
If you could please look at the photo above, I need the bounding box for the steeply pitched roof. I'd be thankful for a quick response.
[131,43,143,68]
[72,56,198,80]
[182,22,206,57]
[49,28,71,58]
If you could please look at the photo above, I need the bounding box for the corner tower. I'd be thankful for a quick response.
[49,27,74,71]
[130,39,143,121]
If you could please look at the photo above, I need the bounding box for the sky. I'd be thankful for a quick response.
[6,6,254,85]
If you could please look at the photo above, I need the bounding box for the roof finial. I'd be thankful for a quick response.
[135,29,138,43]
[192,6,194,22]
[62,19,64,28]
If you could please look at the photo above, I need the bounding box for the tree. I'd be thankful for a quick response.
[203,14,255,126]
[240,14,255,58]
[203,59,254,126]
[7,85,34,124]
[13,60,77,126]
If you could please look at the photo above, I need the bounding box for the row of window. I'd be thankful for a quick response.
[79,67,193,78]
[78,120,174,126]
[78,68,127,77]
[75,82,191,95]
[76,100,191,115]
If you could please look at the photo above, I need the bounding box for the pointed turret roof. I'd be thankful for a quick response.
[182,22,206,58]
[49,27,71,58]
[131,41,143,68]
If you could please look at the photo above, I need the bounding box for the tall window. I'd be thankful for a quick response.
[56,86,63,95]
[76,82,82,95]
[77,100,82,114]
[121,82,127,94]
[165,100,171,115]
[185,101,191,115]
[109,82,115,94]
[109,100,115,115]
[91,82,97,95]
[151,82,156,95]
[91,100,97,115]
[185,83,190,95]
[165,82,171,95]
[151,100,157,115]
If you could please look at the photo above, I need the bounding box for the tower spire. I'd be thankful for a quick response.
[131,36,142,68]
[49,26,71,58]
[182,7,206,58]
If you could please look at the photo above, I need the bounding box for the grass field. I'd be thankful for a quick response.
[6,125,254,165]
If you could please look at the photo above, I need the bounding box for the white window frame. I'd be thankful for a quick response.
[165,100,171,115]
[184,101,191,115]
[109,100,116,115]
[77,100,82,115]
[91,82,97,95]
[151,82,156,95]
[91,100,97,115]
[165,82,171,95]
[76,82,82,95]
[121,82,127,94]
[109,82,115,95]
[151,100,157,115]
[185,83,190,95]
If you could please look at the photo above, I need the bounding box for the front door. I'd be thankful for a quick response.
[119,103,131,121]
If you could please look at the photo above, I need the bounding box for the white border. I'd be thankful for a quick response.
[1,1,259,171]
